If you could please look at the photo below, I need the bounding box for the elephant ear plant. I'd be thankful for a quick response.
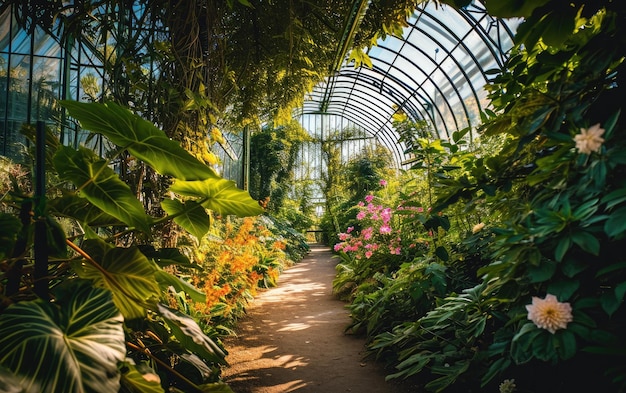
[0,101,264,392]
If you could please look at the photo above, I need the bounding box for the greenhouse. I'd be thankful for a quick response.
[0,0,625,392]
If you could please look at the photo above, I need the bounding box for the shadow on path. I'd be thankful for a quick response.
[221,243,419,393]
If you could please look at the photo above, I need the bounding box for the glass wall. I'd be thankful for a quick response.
[295,112,391,214]
[0,5,243,184]
[0,8,64,161]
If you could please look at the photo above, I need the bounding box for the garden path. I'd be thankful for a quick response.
[221,243,419,393]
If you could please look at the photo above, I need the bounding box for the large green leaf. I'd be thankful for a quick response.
[73,239,161,319]
[170,178,264,217]
[120,362,164,393]
[61,101,217,181]
[0,280,125,393]
[157,304,227,365]
[540,8,576,47]
[605,206,626,238]
[49,193,124,227]
[155,270,207,303]
[161,199,211,239]
[53,145,151,232]
[138,246,197,269]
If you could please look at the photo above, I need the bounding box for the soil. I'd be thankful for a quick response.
[221,244,420,393]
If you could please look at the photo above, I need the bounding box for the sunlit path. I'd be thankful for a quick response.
[222,244,417,393]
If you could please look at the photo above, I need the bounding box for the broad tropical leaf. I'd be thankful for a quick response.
[138,246,197,269]
[157,304,227,365]
[61,101,218,181]
[155,270,207,303]
[53,145,151,232]
[170,178,264,217]
[49,193,123,227]
[73,239,161,319]
[161,199,211,239]
[0,280,125,393]
[0,365,36,393]
[120,362,164,393]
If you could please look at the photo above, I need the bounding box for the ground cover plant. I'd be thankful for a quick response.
[332,1,626,392]
[0,101,308,392]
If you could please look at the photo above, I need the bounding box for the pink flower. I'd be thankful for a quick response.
[338,232,350,241]
[333,243,343,252]
[379,179,387,186]
[356,211,366,220]
[365,194,374,203]
[380,208,392,223]
[346,226,354,233]
[357,201,364,207]
[362,227,373,240]
[525,294,573,334]
[365,251,373,258]
[379,224,392,234]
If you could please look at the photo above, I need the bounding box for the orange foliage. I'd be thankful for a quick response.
[190,216,289,324]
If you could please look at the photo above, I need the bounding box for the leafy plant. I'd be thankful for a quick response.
[0,101,264,392]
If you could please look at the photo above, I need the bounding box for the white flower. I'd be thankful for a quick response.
[499,379,516,393]
[525,294,573,334]
[574,123,605,154]
[472,222,485,234]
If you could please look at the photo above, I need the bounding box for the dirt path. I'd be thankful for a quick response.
[221,244,419,393]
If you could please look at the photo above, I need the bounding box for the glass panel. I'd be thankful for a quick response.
[30,56,62,123]
[32,29,59,57]
[0,7,15,53]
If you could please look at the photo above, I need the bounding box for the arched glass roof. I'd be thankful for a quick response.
[299,1,519,169]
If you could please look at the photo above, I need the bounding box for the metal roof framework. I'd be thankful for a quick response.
[299,1,519,169]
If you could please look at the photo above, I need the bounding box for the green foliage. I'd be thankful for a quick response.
[72,239,162,319]
[249,121,313,215]
[371,283,500,391]
[170,178,264,219]
[321,141,396,245]
[61,101,263,239]
[345,260,448,339]
[335,3,626,391]
[0,102,266,391]
[54,145,152,232]
[0,280,125,393]
[61,101,218,181]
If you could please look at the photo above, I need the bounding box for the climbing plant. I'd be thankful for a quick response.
[248,120,312,212]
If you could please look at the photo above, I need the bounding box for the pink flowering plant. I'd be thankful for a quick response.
[332,193,409,298]
[334,194,403,260]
